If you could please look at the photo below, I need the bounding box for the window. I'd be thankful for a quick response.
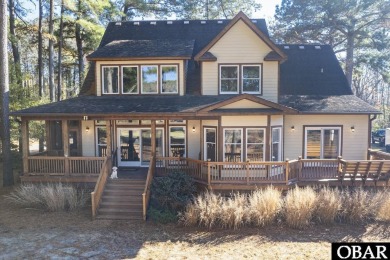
[242,65,261,93]
[204,128,217,161]
[220,64,262,94]
[305,127,341,159]
[224,129,242,162]
[169,126,186,157]
[96,126,107,157]
[246,128,265,162]
[122,66,138,94]
[271,127,282,161]
[141,65,158,93]
[161,65,178,93]
[220,66,239,93]
[102,66,119,94]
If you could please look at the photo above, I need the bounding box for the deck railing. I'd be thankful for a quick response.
[298,158,339,180]
[142,156,156,221]
[91,156,112,219]
[27,156,105,176]
[368,149,390,160]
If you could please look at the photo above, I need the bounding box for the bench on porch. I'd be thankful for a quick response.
[337,158,390,186]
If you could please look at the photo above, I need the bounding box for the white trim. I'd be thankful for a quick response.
[204,127,217,161]
[102,66,119,94]
[121,66,139,94]
[160,65,178,94]
[141,65,158,94]
[241,65,262,94]
[223,128,243,162]
[304,126,342,159]
[220,65,239,94]
[246,128,266,162]
[169,126,186,158]
[271,127,282,161]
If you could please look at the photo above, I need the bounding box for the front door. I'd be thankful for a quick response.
[204,128,217,161]
[117,128,164,167]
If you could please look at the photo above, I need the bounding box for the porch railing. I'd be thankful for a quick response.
[27,156,105,176]
[297,158,339,181]
[91,156,112,219]
[142,155,155,221]
[368,149,390,160]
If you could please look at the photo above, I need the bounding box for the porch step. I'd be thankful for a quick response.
[96,178,147,220]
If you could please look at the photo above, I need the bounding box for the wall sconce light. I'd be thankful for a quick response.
[351,126,355,132]
[83,116,89,121]
[192,126,196,133]
[291,126,295,131]
[86,126,90,133]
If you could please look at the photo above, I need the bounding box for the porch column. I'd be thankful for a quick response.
[151,120,156,157]
[62,120,69,175]
[106,120,111,157]
[21,118,29,175]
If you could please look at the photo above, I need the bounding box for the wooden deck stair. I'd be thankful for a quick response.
[96,178,146,220]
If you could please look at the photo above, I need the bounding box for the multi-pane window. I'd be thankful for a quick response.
[224,129,242,162]
[246,128,265,162]
[102,66,119,94]
[305,127,341,159]
[220,64,262,94]
[141,65,158,93]
[96,126,107,157]
[122,66,138,94]
[271,127,282,161]
[242,65,261,93]
[161,65,178,93]
[220,66,239,93]
[169,126,186,157]
[204,128,217,161]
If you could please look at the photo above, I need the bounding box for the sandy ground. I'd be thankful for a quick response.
[1,187,390,260]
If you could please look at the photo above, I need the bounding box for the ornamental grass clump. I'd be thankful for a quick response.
[284,186,317,229]
[195,191,223,229]
[376,191,390,222]
[340,188,378,223]
[314,187,341,224]
[219,192,248,229]
[248,187,282,227]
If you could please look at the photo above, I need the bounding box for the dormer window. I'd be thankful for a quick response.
[122,66,138,94]
[141,65,158,94]
[219,64,262,94]
[102,66,119,94]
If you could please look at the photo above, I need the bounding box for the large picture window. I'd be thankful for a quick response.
[102,66,119,94]
[122,66,138,94]
[220,64,262,94]
[305,127,341,159]
[141,65,158,93]
[161,65,178,93]
[220,66,239,93]
[224,129,242,162]
[246,128,265,162]
[169,126,186,157]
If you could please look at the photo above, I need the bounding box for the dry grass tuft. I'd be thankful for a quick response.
[248,187,282,227]
[340,188,379,223]
[4,183,88,211]
[284,186,317,229]
[375,191,390,222]
[314,187,341,224]
[220,192,247,229]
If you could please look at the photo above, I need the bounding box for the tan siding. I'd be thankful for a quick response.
[222,116,268,127]
[220,99,270,109]
[284,115,369,160]
[271,115,283,126]
[201,20,278,102]
[202,120,218,127]
[82,120,95,156]
[187,120,201,159]
[96,60,184,96]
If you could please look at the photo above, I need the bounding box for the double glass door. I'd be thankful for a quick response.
[117,128,163,167]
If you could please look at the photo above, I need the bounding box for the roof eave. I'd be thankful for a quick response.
[87,56,192,61]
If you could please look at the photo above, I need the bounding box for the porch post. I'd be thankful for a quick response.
[106,120,112,157]
[62,119,69,175]
[151,120,156,157]
[21,118,29,175]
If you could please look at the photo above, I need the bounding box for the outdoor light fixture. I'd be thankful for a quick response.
[291,126,295,131]
[351,126,355,132]
[192,126,196,133]
[86,126,90,133]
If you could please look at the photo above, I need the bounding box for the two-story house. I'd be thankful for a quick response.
[12,12,380,219]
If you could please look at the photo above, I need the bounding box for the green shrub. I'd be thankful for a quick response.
[148,206,178,224]
[5,183,88,211]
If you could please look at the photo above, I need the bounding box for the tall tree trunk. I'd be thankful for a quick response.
[38,0,43,97]
[9,0,21,85]
[57,0,64,101]
[49,0,54,102]
[76,0,84,89]
[345,28,355,88]
[1,0,14,186]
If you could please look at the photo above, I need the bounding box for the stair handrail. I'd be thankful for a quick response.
[142,155,156,221]
[91,155,112,219]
